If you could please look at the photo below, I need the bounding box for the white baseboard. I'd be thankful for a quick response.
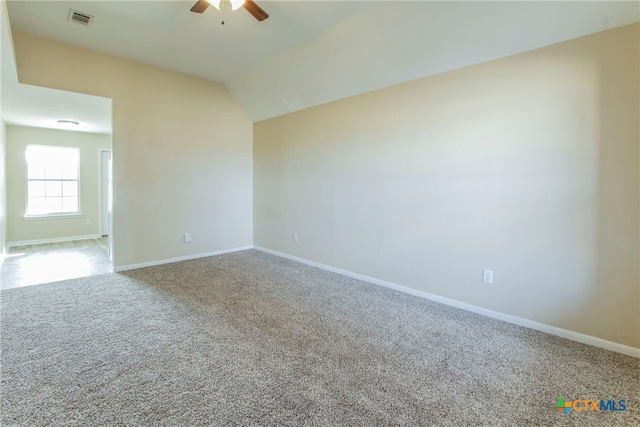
[114,245,254,273]
[254,246,639,359]
[7,234,101,249]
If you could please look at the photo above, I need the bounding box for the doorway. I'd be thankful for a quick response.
[100,149,113,261]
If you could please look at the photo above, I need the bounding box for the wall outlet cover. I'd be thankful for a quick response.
[482,269,494,284]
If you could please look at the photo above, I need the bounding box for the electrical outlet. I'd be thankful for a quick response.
[482,269,493,285]
[184,233,192,243]
[85,218,91,225]
[292,233,298,242]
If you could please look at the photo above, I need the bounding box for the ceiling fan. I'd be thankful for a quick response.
[190,0,269,22]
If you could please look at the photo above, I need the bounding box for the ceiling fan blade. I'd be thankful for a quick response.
[243,0,269,21]
[190,0,210,14]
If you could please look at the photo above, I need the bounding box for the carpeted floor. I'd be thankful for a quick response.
[1,249,638,426]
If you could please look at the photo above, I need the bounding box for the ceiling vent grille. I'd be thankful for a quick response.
[68,9,93,26]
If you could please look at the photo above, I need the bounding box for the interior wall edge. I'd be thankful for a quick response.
[113,245,254,273]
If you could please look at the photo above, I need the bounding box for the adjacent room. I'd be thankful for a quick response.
[1,123,113,289]
[1,1,638,425]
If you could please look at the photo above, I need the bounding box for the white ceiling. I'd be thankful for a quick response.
[6,1,376,83]
[1,82,113,134]
[2,0,639,127]
[230,0,640,120]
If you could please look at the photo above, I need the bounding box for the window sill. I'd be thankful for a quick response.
[24,213,82,221]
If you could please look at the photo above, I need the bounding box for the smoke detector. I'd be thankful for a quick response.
[68,9,93,26]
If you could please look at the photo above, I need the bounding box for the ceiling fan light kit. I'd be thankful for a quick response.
[207,0,221,10]
[229,0,246,11]
[191,0,269,22]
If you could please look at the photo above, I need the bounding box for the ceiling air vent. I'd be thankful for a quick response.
[68,9,93,26]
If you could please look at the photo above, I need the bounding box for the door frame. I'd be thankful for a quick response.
[98,148,113,263]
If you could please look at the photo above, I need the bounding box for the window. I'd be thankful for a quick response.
[26,145,80,216]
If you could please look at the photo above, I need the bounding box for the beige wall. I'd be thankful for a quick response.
[12,31,253,267]
[254,24,639,348]
[5,125,110,243]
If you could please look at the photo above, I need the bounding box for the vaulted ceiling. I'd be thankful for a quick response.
[2,1,639,129]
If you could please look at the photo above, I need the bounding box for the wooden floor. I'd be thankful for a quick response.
[1,238,112,290]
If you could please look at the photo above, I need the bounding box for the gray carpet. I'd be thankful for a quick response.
[1,250,638,426]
